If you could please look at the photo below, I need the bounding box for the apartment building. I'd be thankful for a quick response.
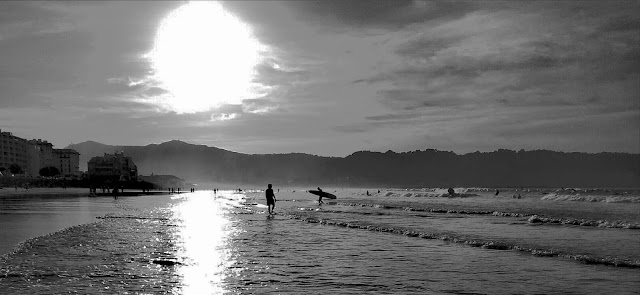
[88,152,138,181]
[0,129,28,173]
[0,129,80,177]
[53,149,80,177]
[26,139,54,176]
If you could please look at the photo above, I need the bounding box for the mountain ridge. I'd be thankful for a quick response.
[66,140,640,188]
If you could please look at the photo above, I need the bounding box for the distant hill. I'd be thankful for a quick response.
[68,141,125,171]
[67,140,236,176]
[66,141,640,188]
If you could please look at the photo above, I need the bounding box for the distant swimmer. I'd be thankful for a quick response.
[495,189,500,196]
[266,184,276,214]
[448,188,455,196]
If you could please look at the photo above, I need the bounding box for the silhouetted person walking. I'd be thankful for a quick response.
[266,184,276,214]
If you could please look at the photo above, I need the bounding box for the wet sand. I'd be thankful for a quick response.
[0,187,177,198]
[0,187,89,197]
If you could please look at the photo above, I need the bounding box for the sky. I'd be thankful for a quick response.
[1,1,638,156]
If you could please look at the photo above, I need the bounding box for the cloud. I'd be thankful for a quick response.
[142,86,169,97]
[332,125,371,134]
[241,98,278,114]
[253,61,310,89]
[0,30,94,108]
[366,113,424,121]
[599,15,640,33]
[287,0,474,30]
[0,2,74,39]
[376,89,468,111]
[0,2,180,113]
[351,5,639,114]
[475,108,640,153]
[2,1,638,155]
[210,113,239,122]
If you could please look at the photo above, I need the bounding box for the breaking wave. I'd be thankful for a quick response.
[288,214,640,269]
[541,193,640,203]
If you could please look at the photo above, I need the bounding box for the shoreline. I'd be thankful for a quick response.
[0,187,179,198]
[0,187,88,197]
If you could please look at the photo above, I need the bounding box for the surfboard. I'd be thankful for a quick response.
[308,190,337,199]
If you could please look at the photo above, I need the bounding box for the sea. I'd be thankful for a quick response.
[0,187,639,294]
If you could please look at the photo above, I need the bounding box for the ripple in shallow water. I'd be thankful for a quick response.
[0,215,180,294]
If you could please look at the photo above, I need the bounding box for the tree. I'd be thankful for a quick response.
[39,166,60,177]
[9,163,23,175]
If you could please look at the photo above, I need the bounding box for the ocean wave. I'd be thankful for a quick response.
[334,202,640,230]
[370,188,640,201]
[288,214,640,269]
[542,193,640,203]
[526,214,640,229]
[380,189,478,198]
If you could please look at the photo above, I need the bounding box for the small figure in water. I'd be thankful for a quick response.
[317,187,324,205]
[266,184,276,214]
[495,189,500,196]
[447,187,455,196]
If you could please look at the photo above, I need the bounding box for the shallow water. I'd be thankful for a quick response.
[1,189,639,294]
[0,194,121,255]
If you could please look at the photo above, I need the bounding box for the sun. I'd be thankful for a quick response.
[148,1,262,113]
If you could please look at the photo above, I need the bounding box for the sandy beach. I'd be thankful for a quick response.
[0,187,178,198]
[0,187,89,197]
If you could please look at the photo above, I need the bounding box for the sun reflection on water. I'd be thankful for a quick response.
[170,191,241,294]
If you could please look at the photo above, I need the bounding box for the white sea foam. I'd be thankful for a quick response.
[356,187,640,202]
[542,193,640,203]
[365,188,478,198]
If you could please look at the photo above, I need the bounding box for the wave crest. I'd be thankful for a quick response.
[542,193,640,203]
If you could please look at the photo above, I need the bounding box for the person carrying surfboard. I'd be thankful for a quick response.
[266,184,276,214]
[317,187,324,204]
[308,188,336,204]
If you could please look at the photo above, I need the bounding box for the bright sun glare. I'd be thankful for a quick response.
[148,1,262,113]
